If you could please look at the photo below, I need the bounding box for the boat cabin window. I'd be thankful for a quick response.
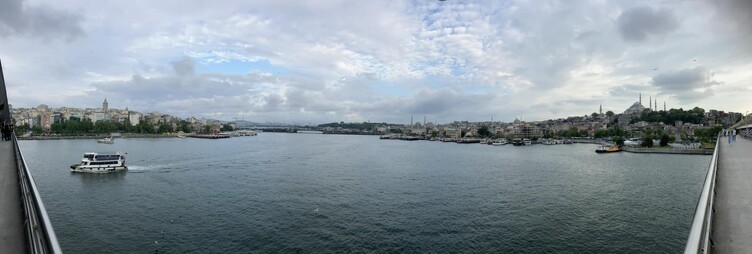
[84,154,95,160]
[95,154,121,161]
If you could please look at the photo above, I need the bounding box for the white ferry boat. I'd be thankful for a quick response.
[70,152,127,173]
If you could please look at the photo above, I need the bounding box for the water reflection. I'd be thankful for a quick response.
[74,171,126,185]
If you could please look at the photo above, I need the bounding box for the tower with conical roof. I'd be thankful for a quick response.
[103,98,108,111]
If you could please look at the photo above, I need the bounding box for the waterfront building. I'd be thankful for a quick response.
[129,112,141,125]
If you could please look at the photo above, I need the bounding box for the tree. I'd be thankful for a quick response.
[220,124,234,132]
[613,136,625,147]
[606,111,615,118]
[477,125,491,138]
[660,134,670,147]
[591,112,599,118]
[158,123,172,134]
[178,121,190,133]
[32,125,44,134]
[641,136,654,148]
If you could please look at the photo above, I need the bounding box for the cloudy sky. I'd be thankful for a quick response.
[1,0,751,124]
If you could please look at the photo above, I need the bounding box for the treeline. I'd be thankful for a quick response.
[24,118,194,135]
[631,107,706,124]
[318,121,399,130]
[593,127,626,138]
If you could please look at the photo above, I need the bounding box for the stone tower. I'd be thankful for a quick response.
[103,98,109,111]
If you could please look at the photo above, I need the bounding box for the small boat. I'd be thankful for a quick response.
[595,145,622,153]
[70,152,127,173]
[97,137,115,144]
[512,138,523,146]
[523,138,532,146]
[491,139,507,146]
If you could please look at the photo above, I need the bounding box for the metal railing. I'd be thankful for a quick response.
[12,133,63,253]
[684,134,721,254]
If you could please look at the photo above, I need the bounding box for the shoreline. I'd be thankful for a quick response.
[622,146,713,155]
[18,134,177,140]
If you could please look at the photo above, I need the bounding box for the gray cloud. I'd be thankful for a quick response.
[617,6,679,42]
[0,0,83,39]
[171,57,195,76]
[652,67,720,103]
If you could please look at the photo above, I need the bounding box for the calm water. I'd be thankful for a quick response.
[20,134,709,253]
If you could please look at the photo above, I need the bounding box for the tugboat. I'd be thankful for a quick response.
[70,152,127,173]
[595,145,622,153]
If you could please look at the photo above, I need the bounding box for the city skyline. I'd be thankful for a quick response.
[1,0,751,123]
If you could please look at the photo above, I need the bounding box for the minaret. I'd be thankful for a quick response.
[410,115,413,127]
[639,93,642,105]
[103,98,108,111]
[599,104,602,115]
[654,100,657,111]
[649,96,652,110]
[664,101,666,111]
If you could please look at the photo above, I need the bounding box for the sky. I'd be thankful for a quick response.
[1,0,751,124]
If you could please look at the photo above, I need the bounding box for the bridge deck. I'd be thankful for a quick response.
[713,136,752,253]
[0,140,26,252]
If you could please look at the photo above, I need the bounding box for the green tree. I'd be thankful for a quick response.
[158,123,172,134]
[220,124,234,132]
[136,122,155,134]
[660,134,670,147]
[477,125,491,138]
[178,121,190,133]
[613,136,625,147]
[606,111,615,117]
[32,125,44,134]
[641,136,654,148]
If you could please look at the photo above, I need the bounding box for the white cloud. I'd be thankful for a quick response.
[1,0,751,123]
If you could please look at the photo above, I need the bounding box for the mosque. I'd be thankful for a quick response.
[618,93,664,125]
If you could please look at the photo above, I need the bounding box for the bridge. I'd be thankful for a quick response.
[1,60,62,253]
[685,124,752,253]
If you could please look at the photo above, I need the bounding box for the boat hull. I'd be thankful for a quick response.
[595,149,622,153]
[70,164,127,173]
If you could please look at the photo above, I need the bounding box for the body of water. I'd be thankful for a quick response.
[20,133,709,253]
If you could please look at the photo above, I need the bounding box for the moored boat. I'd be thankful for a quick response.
[97,137,115,144]
[512,138,523,146]
[70,152,127,173]
[595,145,622,153]
[491,139,507,146]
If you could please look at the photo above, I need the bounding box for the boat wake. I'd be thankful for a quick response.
[126,163,177,172]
